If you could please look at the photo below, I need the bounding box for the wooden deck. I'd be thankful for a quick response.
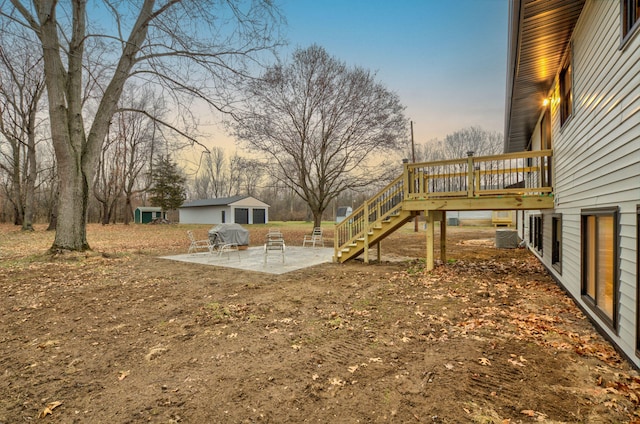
[334,150,554,264]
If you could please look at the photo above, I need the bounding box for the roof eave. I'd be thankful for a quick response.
[503,0,585,153]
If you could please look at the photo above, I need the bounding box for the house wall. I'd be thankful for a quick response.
[522,0,640,367]
[179,206,229,224]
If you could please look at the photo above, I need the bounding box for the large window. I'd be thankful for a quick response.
[622,0,640,41]
[581,208,618,329]
[552,214,562,273]
[559,51,573,126]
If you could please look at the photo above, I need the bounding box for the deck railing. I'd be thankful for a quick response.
[405,149,553,199]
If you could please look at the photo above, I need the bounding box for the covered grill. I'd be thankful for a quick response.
[208,223,250,248]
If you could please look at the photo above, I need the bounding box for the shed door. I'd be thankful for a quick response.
[142,211,153,224]
[253,208,266,224]
[234,208,249,224]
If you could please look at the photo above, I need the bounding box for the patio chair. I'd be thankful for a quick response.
[264,229,285,264]
[217,242,240,261]
[302,227,324,247]
[187,230,215,254]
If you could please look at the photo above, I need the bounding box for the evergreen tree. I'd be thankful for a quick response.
[148,156,186,214]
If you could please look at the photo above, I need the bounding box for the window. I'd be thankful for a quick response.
[559,51,573,126]
[541,107,552,151]
[540,107,553,187]
[622,0,640,41]
[221,210,226,223]
[552,214,562,273]
[581,208,618,329]
[530,214,543,254]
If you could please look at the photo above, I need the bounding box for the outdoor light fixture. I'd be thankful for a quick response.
[542,98,550,107]
[466,151,474,157]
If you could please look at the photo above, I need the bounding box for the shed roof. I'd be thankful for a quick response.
[504,0,585,152]
[180,195,269,208]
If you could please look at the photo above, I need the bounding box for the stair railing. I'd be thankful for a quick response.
[334,174,405,253]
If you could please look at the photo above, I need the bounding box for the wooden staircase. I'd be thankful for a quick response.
[334,208,416,263]
[334,149,555,263]
[333,175,415,263]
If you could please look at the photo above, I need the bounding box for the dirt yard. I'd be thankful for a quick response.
[0,223,638,423]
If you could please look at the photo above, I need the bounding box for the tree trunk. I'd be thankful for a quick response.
[11,144,24,226]
[22,101,39,232]
[100,200,110,225]
[51,165,90,251]
[312,210,322,229]
[123,196,132,225]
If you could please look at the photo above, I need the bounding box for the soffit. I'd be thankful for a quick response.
[504,0,585,152]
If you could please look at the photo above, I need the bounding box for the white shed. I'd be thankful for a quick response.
[179,196,269,225]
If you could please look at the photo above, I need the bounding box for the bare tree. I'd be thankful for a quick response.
[413,127,503,162]
[93,86,164,224]
[0,31,45,230]
[443,126,503,158]
[2,0,282,251]
[191,148,264,199]
[233,45,408,228]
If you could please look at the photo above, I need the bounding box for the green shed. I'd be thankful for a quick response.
[134,207,164,224]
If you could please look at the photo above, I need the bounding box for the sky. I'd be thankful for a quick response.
[277,0,509,145]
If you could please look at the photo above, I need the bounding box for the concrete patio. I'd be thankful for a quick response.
[161,245,334,275]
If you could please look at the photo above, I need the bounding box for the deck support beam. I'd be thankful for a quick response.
[425,210,445,271]
[440,211,446,263]
[425,211,434,271]
[363,201,369,264]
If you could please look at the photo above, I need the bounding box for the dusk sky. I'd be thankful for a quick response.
[278,0,509,145]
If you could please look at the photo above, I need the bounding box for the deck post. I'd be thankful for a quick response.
[363,201,369,264]
[467,151,474,197]
[440,211,446,263]
[403,159,410,200]
[377,241,381,262]
[334,224,338,262]
[425,210,434,271]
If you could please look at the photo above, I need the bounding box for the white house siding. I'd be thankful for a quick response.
[523,0,640,367]
[179,207,229,225]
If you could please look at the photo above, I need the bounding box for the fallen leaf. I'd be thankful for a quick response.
[329,377,345,386]
[479,357,491,366]
[508,358,526,367]
[118,370,130,381]
[38,401,63,418]
[444,363,454,370]
[348,365,359,373]
[520,409,535,417]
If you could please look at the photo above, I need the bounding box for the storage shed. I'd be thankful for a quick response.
[178,196,269,225]
[134,207,165,224]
